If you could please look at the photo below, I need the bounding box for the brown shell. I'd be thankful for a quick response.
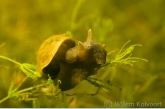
[37,35,75,74]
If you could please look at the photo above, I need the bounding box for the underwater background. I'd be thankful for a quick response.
[0,0,165,107]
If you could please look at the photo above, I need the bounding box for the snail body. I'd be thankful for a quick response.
[37,29,107,91]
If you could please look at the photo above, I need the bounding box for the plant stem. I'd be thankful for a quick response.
[13,77,28,93]
[0,96,10,104]
[15,84,44,95]
[0,55,21,66]
[70,0,85,31]
[116,40,131,57]
[0,43,5,48]
[0,83,45,104]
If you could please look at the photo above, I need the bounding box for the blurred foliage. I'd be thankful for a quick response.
[0,0,165,108]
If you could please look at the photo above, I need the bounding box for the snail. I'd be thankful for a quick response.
[37,29,107,91]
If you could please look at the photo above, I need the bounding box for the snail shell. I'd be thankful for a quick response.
[37,35,75,79]
[37,29,107,91]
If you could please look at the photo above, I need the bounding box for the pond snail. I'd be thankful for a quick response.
[37,29,107,91]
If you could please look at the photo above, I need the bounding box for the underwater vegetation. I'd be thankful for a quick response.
[0,0,165,108]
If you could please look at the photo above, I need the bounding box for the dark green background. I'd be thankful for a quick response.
[0,0,165,107]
